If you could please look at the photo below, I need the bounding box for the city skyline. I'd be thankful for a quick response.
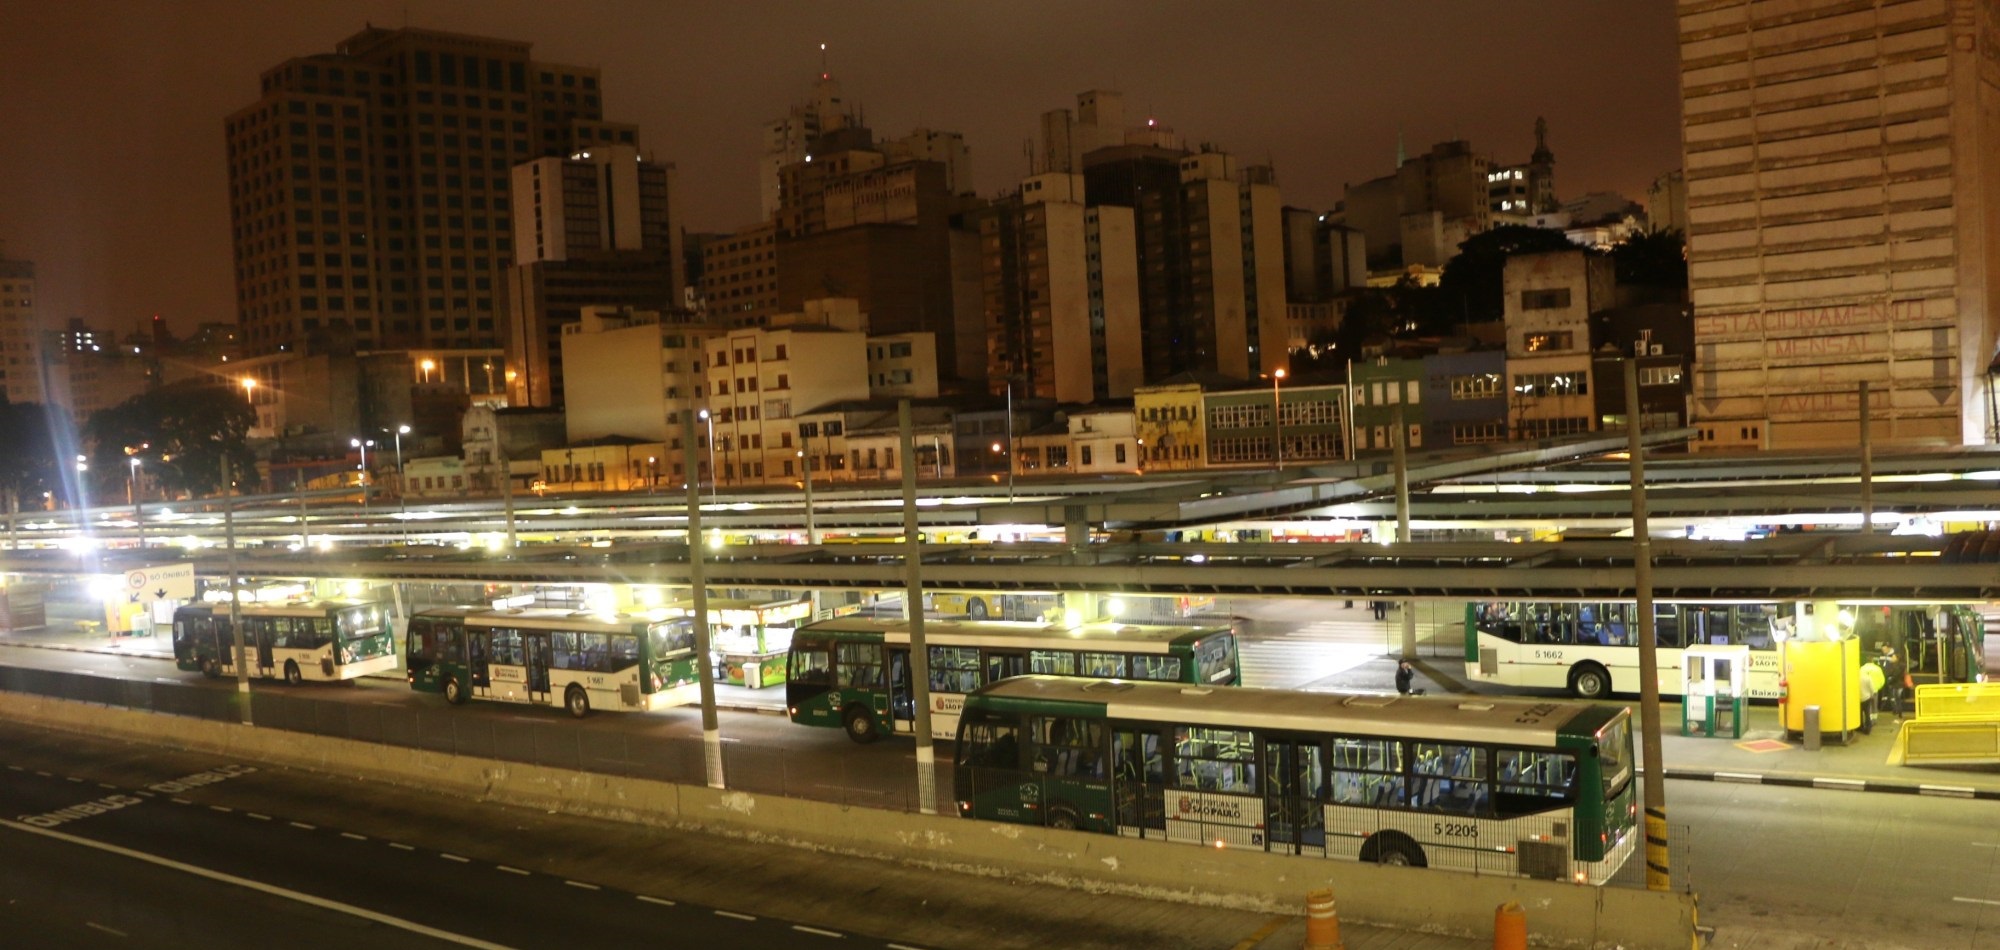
[0,0,1681,339]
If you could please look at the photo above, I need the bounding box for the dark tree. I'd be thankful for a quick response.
[84,382,255,499]
[1612,228,1688,293]
[1435,225,1580,324]
[0,402,66,509]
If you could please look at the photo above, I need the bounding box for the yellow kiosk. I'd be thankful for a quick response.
[1777,604,1866,746]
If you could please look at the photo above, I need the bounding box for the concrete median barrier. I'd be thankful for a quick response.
[0,692,1696,948]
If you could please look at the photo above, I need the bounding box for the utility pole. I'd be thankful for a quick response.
[900,400,939,814]
[1393,405,1414,659]
[223,455,252,727]
[685,410,724,789]
[1624,359,1668,892]
[499,440,517,551]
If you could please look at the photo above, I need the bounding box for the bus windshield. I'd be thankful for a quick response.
[1598,714,1633,796]
[1195,635,1238,685]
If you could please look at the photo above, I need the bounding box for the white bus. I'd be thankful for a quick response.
[956,677,1637,884]
[172,601,399,684]
[1465,600,1986,699]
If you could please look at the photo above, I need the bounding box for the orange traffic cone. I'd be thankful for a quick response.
[1304,887,1344,950]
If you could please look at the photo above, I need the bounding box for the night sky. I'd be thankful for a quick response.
[0,0,1681,340]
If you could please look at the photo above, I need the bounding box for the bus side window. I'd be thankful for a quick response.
[959,715,1020,770]
[836,642,883,688]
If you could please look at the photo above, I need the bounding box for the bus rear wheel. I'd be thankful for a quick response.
[565,685,591,718]
[1363,832,1426,868]
[843,705,879,744]
[283,660,303,686]
[1569,663,1612,700]
[442,675,465,705]
[200,657,220,679]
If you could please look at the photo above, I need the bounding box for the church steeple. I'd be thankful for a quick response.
[1531,116,1554,166]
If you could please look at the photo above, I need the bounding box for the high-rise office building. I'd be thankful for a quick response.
[759,68,856,220]
[0,246,49,405]
[224,27,640,358]
[1679,0,2000,447]
[977,173,1142,403]
[505,144,682,408]
[1083,145,1287,382]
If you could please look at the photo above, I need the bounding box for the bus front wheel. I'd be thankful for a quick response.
[1047,805,1081,831]
[283,661,303,686]
[843,705,879,744]
[967,598,989,620]
[1569,663,1611,700]
[442,675,466,705]
[200,657,220,679]
[1363,832,1426,868]
[565,685,591,718]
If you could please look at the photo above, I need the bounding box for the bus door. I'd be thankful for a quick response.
[254,619,275,674]
[985,651,1029,684]
[524,633,552,703]
[887,648,915,732]
[201,615,226,671]
[1112,726,1168,839]
[1262,737,1326,855]
[405,617,436,684]
[467,628,491,692]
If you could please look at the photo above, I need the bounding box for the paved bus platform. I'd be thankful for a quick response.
[9,621,2000,801]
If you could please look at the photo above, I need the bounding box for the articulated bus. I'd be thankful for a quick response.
[172,601,399,684]
[955,677,1636,884]
[1466,600,1986,699]
[786,618,1239,743]
[406,607,701,717]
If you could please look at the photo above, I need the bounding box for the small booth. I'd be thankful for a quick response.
[1780,636,1865,745]
[1681,644,1748,739]
[672,597,811,689]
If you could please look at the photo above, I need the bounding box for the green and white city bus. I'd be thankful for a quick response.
[1465,599,1986,699]
[172,600,399,685]
[954,676,1637,885]
[786,618,1239,743]
[405,607,700,717]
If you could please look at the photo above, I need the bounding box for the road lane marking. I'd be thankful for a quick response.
[340,832,368,841]
[715,910,757,921]
[564,880,600,890]
[1922,786,1976,798]
[209,806,234,814]
[888,944,933,950]
[442,853,470,863]
[85,922,128,937]
[247,814,270,821]
[1,817,522,950]
[498,866,529,875]
[1954,897,2000,906]
[636,895,675,907]
[289,822,315,830]
[1713,772,1763,783]
[389,842,415,851]
[793,924,845,938]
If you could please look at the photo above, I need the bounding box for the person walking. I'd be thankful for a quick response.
[1876,641,1908,718]
[1371,600,1388,620]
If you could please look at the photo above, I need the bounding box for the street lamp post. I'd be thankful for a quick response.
[930,435,943,479]
[798,450,817,545]
[128,456,142,549]
[390,424,410,543]
[699,409,716,507]
[646,455,657,495]
[1270,367,1287,471]
[351,438,372,515]
[1003,381,1016,503]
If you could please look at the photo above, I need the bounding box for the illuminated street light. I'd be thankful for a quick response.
[420,358,436,384]
[351,437,374,515]
[1270,367,1286,472]
[388,424,411,542]
[699,408,716,506]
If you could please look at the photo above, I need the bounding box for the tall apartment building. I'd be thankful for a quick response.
[1082,145,1288,382]
[759,70,856,220]
[694,223,782,327]
[1488,118,1559,218]
[1039,90,1130,175]
[1502,250,1613,440]
[703,304,873,485]
[505,144,682,408]
[1679,0,2000,447]
[225,27,639,358]
[0,247,48,405]
[977,173,1143,403]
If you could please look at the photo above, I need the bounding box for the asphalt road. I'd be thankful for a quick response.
[0,722,1308,950]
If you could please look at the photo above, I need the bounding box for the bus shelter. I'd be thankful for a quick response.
[668,597,812,689]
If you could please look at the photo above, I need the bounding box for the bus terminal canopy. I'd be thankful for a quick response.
[16,530,2000,603]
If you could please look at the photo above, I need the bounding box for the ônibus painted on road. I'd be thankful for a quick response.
[172,600,399,685]
[786,618,1239,743]
[1465,599,1986,699]
[405,607,701,717]
[954,676,1637,885]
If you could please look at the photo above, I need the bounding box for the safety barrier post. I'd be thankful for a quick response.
[1303,887,1343,950]
[1494,900,1527,950]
